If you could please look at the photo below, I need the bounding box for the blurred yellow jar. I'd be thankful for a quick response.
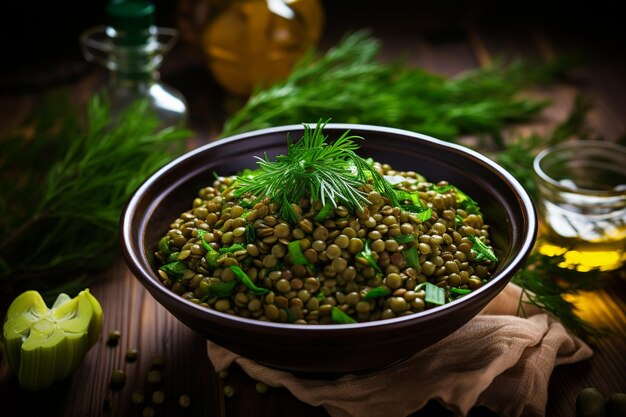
[196,0,324,96]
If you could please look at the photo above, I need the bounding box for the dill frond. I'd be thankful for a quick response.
[234,119,397,222]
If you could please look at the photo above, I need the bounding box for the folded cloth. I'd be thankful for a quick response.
[207,283,592,417]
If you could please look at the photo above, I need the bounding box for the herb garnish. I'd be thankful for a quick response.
[331,307,357,324]
[234,119,398,223]
[221,30,564,140]
[0,95,191,299]
[468,235,499,263]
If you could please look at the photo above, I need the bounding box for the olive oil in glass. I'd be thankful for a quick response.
[533,141,626,271]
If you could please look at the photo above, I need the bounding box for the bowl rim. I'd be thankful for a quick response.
[120,122,537,333]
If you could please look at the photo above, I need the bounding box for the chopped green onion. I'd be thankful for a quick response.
[363,286,390,300]
[165,252,179,263]
[356,240,381,272]
[159,261,188,279]
[206,252,220,268]
[287,240,309,265]
[158,236,171,257]
[313,201,334,221]
[197,230,220,267]
[450,287,472,296]
[229,265,270,295]
[468,235,499,262]
[403,246,419,269]
[424,282,445,306]
[331,307,357,324]
[219,243,246,254]
[196,230,213,251]
[394,234,416,244]
[201,280,238,300]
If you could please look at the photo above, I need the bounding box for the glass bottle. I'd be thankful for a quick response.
[80,1,188,128]
[195,0,324,97]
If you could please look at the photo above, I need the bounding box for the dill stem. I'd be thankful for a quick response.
[0,212,43,253]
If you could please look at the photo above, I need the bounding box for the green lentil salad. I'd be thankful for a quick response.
[154,122,499,324]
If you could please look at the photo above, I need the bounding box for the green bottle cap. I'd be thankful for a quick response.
[107,0,156,46]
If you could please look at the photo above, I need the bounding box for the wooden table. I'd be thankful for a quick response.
[1,2,624,416]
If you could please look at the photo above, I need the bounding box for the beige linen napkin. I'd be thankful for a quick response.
[207,283,592,417]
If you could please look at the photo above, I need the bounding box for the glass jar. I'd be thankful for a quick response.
[533,140,626,271]
[80,1,188,128]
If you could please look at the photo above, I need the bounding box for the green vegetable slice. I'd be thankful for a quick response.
[394,234,416,244]
[363,286,390,300]
[219,243,247,254]
[287,240,309,265]
[197,230,219,267]
[229,266,270,295]
[424,282,445,306]
[2,289,103,391]
[356,240,381,273]
[158,236,171,257]
[331,307,357,324]
[450,287,472,296]
[159,261,188,279]
[313,201,334,221]
[403,246,419,269]
[468,235,499,262]
[205,280,238,299]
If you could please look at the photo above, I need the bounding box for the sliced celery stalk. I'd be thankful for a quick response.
[1,289,103,391]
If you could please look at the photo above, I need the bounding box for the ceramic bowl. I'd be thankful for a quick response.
[120,123,537,375]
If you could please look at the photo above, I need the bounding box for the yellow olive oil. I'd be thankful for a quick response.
[536,210,626,272]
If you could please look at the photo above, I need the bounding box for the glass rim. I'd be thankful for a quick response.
[533,140,626,196]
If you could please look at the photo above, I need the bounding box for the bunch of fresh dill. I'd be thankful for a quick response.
[221,30,566,140]
[0,94,190,300]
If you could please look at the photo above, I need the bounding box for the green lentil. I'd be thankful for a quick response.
[255,382,270,394]
[107,329,121,346]
[142,406,156,417]
[179,394,191,408]
[147,370,162,384]
[576,388,605,417]
[152,390,165,405]
[132,390,145,405]
[152,355,166,368]
[223,385,235,398]
[125,348,139,363]
[110,369,126,387]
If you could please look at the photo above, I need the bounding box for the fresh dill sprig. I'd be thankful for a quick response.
[234,119,397,222]
[221,30,565,140]
[0,94,191,300]
[490,95,598,198]
[512,250,610,341]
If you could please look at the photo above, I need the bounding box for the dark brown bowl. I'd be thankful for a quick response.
[120,123,537,375]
